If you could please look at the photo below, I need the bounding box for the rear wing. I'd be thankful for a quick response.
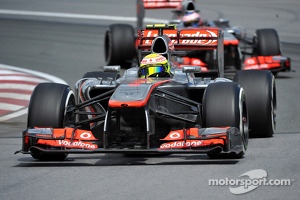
[137,0,197,30]
[137,24,224,77]
[142,0,187,9]
[138,25,222,50]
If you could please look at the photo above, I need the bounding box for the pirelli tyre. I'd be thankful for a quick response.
[202,82,248,159]
[104,24,136,68]
[254,28,281,56]
[27,83,75,160]
[234,70,276,138]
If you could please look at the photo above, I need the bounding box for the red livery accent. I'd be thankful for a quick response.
[140,29,219,46]
[159,127,228,149]
[159,139,225,149]
[142,0,187,9]
[28,128,98,150]
[244,56,291,72]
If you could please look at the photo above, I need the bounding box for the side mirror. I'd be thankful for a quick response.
[182,66,201,73]
[168,19,181,24]
[103,65,121,72]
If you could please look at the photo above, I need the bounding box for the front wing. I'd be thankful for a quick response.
[17,127,244,156]
[244,55,291,73]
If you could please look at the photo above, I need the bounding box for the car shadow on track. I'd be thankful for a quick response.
[275,76,293,79]
[15,153,240,167]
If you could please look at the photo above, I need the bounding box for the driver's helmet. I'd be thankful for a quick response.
[139,53,171,78]
[182,11,202,27]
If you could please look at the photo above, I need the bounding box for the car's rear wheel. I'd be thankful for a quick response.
[27,83,75,160]
[104,24,136,68]
[254,29,281,56]
[203,82,248,159]
[234,70,276,138]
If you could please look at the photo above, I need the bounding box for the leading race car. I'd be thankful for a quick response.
[105,0,291,76]
[16,24,276,161]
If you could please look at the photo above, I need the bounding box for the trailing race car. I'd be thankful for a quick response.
[16,24,276,162]
[105,0,291,76]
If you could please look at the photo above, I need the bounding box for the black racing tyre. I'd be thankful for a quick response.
[203,82,248,159]
[27,83,75,160]
[234,70,276,138]
[28,83,75,128]
[104,24,136,68]
[82,71,120,80]
[254,29,281,56]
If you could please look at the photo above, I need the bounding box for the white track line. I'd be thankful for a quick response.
[0,64,67,85]
[0,64,67,122]
[0,92,31,100]
[0,83,41,90]
[0,103,24,111]
[0,75,49,83]
[0,9,168,23]
[0,108,28,122]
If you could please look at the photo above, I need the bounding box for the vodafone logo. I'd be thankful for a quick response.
[192,59,202,65]
[58,140,96,149]
[80,132,92,139]
[169,132,181,139]
[160,140,203,149]
[246,59,256,65]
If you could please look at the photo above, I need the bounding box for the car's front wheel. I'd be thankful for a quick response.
[202,82,248,159]
[27,83,75,160]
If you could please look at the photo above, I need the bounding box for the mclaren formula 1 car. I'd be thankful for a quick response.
[105,0,291,75]
[16,24,276,161]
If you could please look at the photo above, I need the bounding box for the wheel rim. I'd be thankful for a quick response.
[269,78,276,135]
[240,90,249,152]
[63,90,75,127]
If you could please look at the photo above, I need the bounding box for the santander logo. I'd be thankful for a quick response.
[143,30,218,45]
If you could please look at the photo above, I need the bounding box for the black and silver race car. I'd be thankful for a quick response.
[16,24,276,161]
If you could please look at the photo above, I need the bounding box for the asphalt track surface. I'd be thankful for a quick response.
[0,0,299,199]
